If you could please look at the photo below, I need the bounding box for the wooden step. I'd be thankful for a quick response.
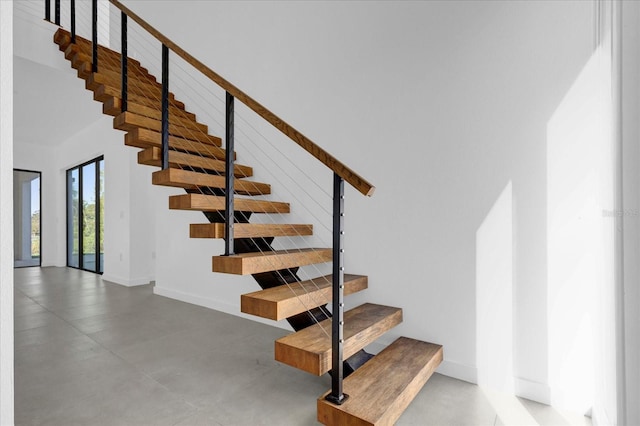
[86,67,160,92]
[87,72,181,105]
[241,274,367,321]
[152,169,270,195]
[317,337,443,426]
[75,56,152,82]
[190,223,313,239]
[213,248,331,275]
[61,38,148,72]
[137,147,251,177]
[55,30,148,73]
[125,128,230,160]
[95,84,186,111]
[104,97,198,127]
[169,193,290,214]
[115,112,220,146]
[65,44,150,79]
[275,303,403,376]
[78,61,159,88]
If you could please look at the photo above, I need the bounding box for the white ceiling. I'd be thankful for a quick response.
[13,56,104,146]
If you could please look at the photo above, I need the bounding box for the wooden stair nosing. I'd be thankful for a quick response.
[86,72,181,105]
[212,248,332,276]
[152,169,270,196]
[137,147,250,177]
[169,193,289,214]
[86,67,161,93]
[103,95,194,123]
[79,61,159,87]
[75,57,152,83]
[114,112,220,146]
[95,84,186,111]
[190,223,313,239]
[55,29,147,70]
[275,303,403,376]
[317,337,443,426]
[125,129,231,160]
[104,97,199,128]
[61,38,148,72]
[65,44,150,78]
[241,274,367,321]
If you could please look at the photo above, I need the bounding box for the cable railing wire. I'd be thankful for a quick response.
[52,1,348,342]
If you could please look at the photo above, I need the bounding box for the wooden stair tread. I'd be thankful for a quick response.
[126,129,230,160]
[104,98,199,128]
[137,147,251,177]
[87,73,181,105]
[95,84,186,111]
[169,193,289,214]
[115,112,221,146]
[275,303,403,376]
[241,274,367,321]
[190,223,313,239]
[153,169,270,195]
[213,248,331,275]
[66,45,151,81]
[317,337,443,426]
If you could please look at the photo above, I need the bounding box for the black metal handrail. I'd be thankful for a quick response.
[48,0,355,405]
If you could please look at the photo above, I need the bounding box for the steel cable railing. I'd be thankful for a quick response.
[60,0,339,362]
[57,1,339,352]
[40,0,374,403]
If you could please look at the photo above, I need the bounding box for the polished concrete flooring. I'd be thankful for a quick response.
[14,267,592,425]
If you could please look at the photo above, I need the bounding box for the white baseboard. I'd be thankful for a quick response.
[515,377,551,405]
[153,285,293,330]
[437,360,478,384]
[102,273,151,287]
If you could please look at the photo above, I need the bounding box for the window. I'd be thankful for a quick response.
[67,156,104,273]
[13,169,41,268]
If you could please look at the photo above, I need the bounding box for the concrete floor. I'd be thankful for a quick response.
[14,267,592,426]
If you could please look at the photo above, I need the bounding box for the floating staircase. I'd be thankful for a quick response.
[52,12,442,424]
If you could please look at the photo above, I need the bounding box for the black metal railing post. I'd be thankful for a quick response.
[54,0,60,25]
[161,44,170,170]
[224,92,235,256]
[45,0,51,22]
[121,12,128,112]
[91,0,98,72]
[70,0,76,43]
[326,172,348,405]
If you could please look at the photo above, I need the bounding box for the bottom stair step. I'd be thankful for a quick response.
[317,337,443,426]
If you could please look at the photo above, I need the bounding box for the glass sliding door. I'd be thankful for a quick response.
[13,169,41,268]
[99,159,104,273]
[67,156,104,273]
[82,163,96,272]
[67,168,80,268]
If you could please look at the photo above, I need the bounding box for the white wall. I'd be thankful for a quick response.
[13,2,156,285]
[621,2,640,425]
[0,1,14,423]
[121,0,596,403]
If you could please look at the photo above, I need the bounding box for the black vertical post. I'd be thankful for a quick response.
[45,0,51,22]
[161,44,170,170]
[224,92,235,256]
[91,0,98,72]
[54,0,60,25]
[326,173,348,405]
[121,13,128,112]
[70,0,76,43]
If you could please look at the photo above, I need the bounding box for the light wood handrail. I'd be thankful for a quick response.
[109,0,375,197]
